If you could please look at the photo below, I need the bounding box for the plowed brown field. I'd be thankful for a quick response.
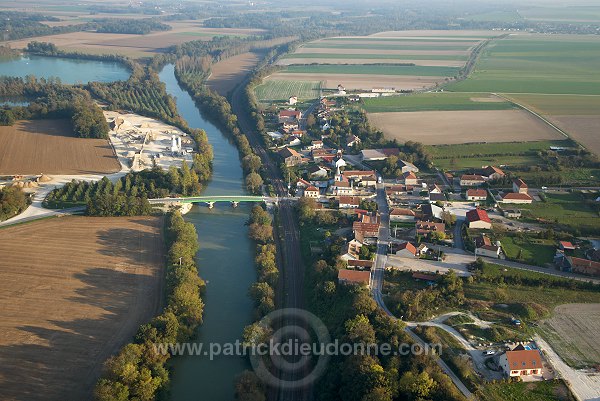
[0,216,165,401]
[0,119,121,175]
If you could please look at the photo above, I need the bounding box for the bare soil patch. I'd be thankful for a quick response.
[0,216,165,401]
[470,96,506,102]
[268,72,443,91]
[278,58,465,67]
[313,39,478,47]
[207,51,262,96]
[368,110,562,145]
[548,115,600,156]
[540,303,600,368]
[0,119,120,175]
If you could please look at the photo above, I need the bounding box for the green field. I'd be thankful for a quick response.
[303,43,473,51]
[427,140,571,169]
[520,192,600,233]
[254,80,321,103]
[320,37,484,42]
[499,236,556,266]
[361,92,515,112]
[447,35,600,94]
[520,6,600,22]
[283,53,468,61]
[282,64,461,77]
[478,380,574,401]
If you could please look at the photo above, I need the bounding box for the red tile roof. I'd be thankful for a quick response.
[403,171,417,180]
[505,350,542,371]
[467,189,487,197]
[466,208,491,224]
[503,193,533,201]
[397,242,417,255]
[279,110,301,118]
[559,241,575,250]
[412,272,439,281]
[347,259,374,269]
[461,174,486,181]
[338,269,371,285]
[339,196,361,206]
[305,186,319,192]
[390,208,415,216]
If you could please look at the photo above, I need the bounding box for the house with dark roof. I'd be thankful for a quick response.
[460,174,486,187]
[466,208,492,229]
[466,189,487,201]
[415,221,445,236]
[481,165,505,181]
[278,147,304,167]
[403,171,418,185]
[513,179,528,194]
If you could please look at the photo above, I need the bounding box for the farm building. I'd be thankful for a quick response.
[466,209,492,229]
[278,147,304,167]
[499,350,543,378]
[481,165,505,180]
[278,109,302,123]
[403,171,418,186]
[399,160,419,174]
[415,221,445,236]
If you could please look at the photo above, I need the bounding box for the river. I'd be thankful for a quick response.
[159,64,256,401]
[0,54,129,83]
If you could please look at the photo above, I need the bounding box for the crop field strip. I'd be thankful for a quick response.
[302,43,475,51]
[282,53,468,60]
[254,80,321,103]
[281,64,460,76]
[361,92,516,113]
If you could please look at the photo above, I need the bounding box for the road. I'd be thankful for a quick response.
[231,77,310,401]
[369,180,475,399]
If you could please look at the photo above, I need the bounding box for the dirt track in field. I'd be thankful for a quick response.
[207,51,263,96]
[0,119,121,175]
[268,72,443,91]
[368,110,563,145]
[0,216,165,401]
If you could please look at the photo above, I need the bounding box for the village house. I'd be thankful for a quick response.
[499,349,543,378]
[339,196,361,209]
[399,160,420,174]
[307,165,328,179]
[556,254,600,277]
[429,184,442,194]
[338,269,371,287]
[285,136,301,147]
[466,208,492,229]
[415,220,445,236]
[346,134,361,148]
[390,208,416,222]
[481,165,505,181]
[475,235,502,258]
[403,171,419,186]
[359,174,378,187]
[559,241,575,252]
[331,180,355,196]
[460,174,486,187]
[312,148,335,163]
[347,259,374,270]
[288,96,298,106]
[466,189,488,201]
[502,192,533,204]
[396,241,417,258]
[343,170,377,181]
[419,204,444,221]
[290,130,306,138]
[303,186,320,199]
[513,179,528,194]
[353,214,381,242]
[340,238,363,260]
[307,140,324,150]
[278,109,302,124]
[282,121,299,133]
[429,192,447,203]
[278,147,304,167]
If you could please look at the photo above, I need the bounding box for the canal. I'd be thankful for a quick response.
[159,64,256,401]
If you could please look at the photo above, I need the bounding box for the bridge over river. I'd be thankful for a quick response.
[148,195,295,208]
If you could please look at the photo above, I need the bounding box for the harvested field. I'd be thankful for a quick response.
[207,51,262,96]
[278,58,466,67]
[368,110,563,145]
[267,72,442,91]
[0,216,165,401]
[539,303,600,368]
[0,119,120,175]
[548,115,600,156]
